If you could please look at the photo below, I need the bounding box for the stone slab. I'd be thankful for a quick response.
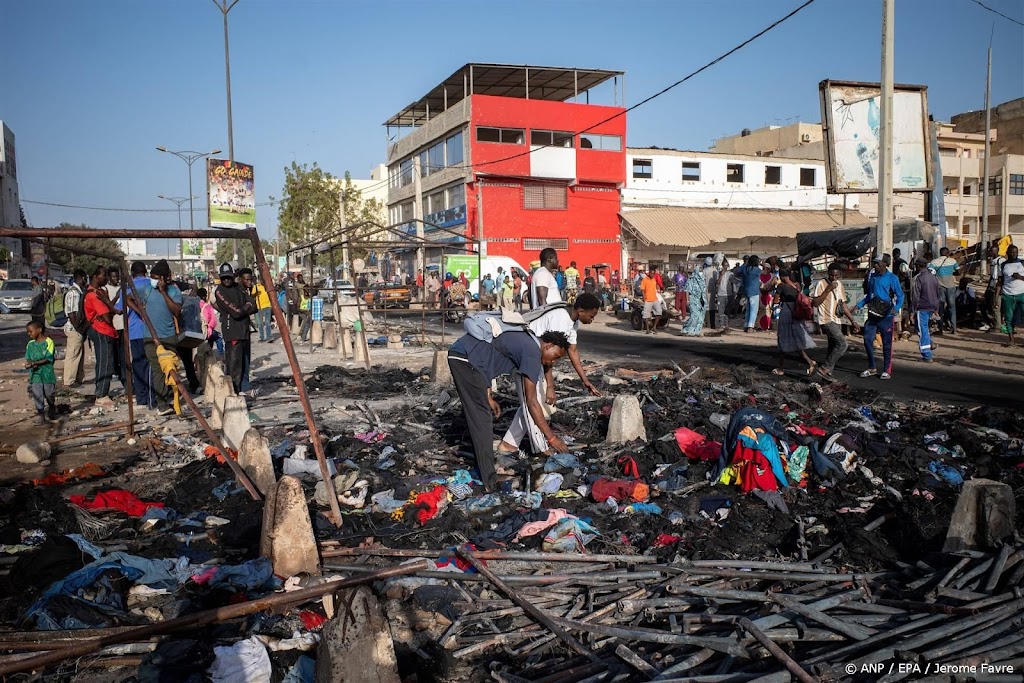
[221,395,250,452]
[261,475,321,578]
[943,478,1016,552]
[315,586,400,683]
[239,427,276,496]
[606,394,647,444]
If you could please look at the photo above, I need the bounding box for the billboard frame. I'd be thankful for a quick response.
[206,158,256,229]
[819,79,932,195]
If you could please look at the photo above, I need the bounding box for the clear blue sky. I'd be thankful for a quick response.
[2,0,1022,245]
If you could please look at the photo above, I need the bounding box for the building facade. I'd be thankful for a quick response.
[0,121,28,278]
[384,64,627,273]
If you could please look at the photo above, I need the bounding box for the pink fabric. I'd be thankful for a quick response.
[200,300,219,338]
[514,509,570,541]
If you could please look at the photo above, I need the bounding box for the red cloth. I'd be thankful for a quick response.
[33,462,105,486]
[69,489,164,517]
[299,611,328,631]
[591,478,649,503]
[652,534,683,548]
[674,427,721,461]
[203,445,238,464]
[732,443,778,493]
[617,455,640,478]
[412,485,448,525]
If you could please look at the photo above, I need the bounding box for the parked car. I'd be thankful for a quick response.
[0,279,36,312]
[369,283,412,309]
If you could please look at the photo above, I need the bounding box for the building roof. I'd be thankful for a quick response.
[384,63,624,128]
[620,207,868,248]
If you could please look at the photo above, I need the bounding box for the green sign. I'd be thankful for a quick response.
[444,255,480,281]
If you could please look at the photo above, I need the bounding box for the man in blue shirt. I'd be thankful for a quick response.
[481,273,496,311]
[128,259,183,415]
[447,330,570,491]
[738,255,764,332]
[929,247,960,335]
[126,262,155,409]
[853,255,905,380]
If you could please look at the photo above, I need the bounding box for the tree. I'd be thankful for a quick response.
[47,223,125,276]
[214,237,274,269]
[274,163,386,247]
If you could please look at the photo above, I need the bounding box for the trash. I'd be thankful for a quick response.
[673,427,721,461]
[69,489,164,517]
[591,478,649,503]
[541,517,600,553]
[928,460,964,487]
[623,502,662,515]
[208,636,272,683]
[533,472,564,494]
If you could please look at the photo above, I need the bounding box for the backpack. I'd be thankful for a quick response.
[65,287,88,333]
[464,302,570,343]
[45,290,67,329]
[793,291,814,321]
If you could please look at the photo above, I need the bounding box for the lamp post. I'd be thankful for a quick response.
[158,195,198,275]
[156,147,221,276]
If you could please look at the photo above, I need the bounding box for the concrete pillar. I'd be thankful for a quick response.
[606,395,647,444]
[210,372,235,431]
[311,321,324,345]
[204,363,225,409]
[315,587,400,683]
[221,395,250,452]
[431,350,452,385]
[291,316,302,335]
[323,322,338,350]
[239,427,276,496]
[340,327,352,360]
[353,330,368,364]
[261,475,321,578]
[386,333,403,350]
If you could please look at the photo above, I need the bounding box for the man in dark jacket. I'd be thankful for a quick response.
[912,257,940,363]
[214,263,256,393]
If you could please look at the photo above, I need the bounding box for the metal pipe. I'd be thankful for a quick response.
[670,568,885,582]
[319,547,657,564]
[680,560,826,573]
[0,560,431,675]
[47,422,134,445]
[768,591,875,641]
[734,617,817,683]
[0,228,244,240]
[983,545,1014,593]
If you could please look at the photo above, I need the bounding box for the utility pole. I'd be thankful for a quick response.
[213,0,241,261]
[876,0,895,257]
[980,39,993,276]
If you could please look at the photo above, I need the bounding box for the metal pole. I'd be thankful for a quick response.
[876,0,895,256]
[980,41,992,276]
[185,161,194,276]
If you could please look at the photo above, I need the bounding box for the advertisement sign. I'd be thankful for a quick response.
[207,159,256,228]
[819,80,931,194]
[443,255,481,281]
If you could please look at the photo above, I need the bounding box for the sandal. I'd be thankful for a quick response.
[772,368,785,376]
[806,361,818,376]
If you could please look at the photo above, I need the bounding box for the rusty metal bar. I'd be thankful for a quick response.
[47,421,134,445]
[0,227,245,240]
[734,617,817,683]
[319,547,657,563]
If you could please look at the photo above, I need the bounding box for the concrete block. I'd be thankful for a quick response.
[432,350,453,385]
[322,322,338,350]
[315,586,400,683]
[339,327,352,359]
[261,475,321,578]
[221,395,250,452]
[606,395,647,444]
[943,478,1016,552]
[209,372,234,431]
[353,331,368,364]
[239,427,276,496]
[17,442,51,464]
[386,333,403,350]
[291,316,302,335]
[311,321,324,345]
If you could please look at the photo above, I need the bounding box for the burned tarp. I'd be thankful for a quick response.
[797,219,937,260]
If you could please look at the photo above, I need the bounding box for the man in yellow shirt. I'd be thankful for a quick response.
[640,269,664,334]
[251,274,273,342]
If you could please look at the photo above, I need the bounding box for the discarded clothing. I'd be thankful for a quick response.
[298,610,327,631]
[66,534,104,559]
[282,457,337,479]
[370,489,407,514]
[282,656,316,683]
[545,452,581,472]
[787,446,810,483]
[624,502,662,515]
[514,509,571,541]
[473,508,550,549]
[674,427,721,461]
[542,518,600,553]
[69,489,164,517]
[32,462,105,486]
[9,535,90,591]
[928,461,964,487]
[753,490,790,513]
[208,558,277,593]
[82,551,180,589]
[455,493,504,515]
[212,482,245,501]
[618,455,640,478]
[652,533,682,548]
[137,639,215,683]
[591,478,649,503]
[208,636,272,683]
[533,472,564,494]
[412,485,450,525]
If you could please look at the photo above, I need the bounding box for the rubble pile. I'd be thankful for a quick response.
[0,360,1021,681]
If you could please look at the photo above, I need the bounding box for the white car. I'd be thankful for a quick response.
[0,279,36,312]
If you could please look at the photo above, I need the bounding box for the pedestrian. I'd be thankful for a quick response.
[448,329,571,491]
[24,320,58,424]
[238,268,260,392]
[681,267,707,337]
[702,257,719,329]
[84,266,118,407]
[737,255,762,332]
[531,248,562,308]
[130,259,185,416]
[214,263,257,395]
[673,267,688,319]
[512,270,524,312]
[496,293,603,459]
[852,255,905,380]
[911,257,941,362]
[126,262,155,409]
[103,267,125,387]
[198,287,223,354]
[285,274,301,331]
[892,248,912,340]
[252,273,273,342]
[759,262,778,331]
[449,276,468,308]
[610,269,621,297]
[427,270,442,309]
[810,263,859,381]
[641,268,665,334]
[564,261,580,302]
[583,269,597,295]
[717,258,734,330]
[996,245,1024,348]
[62,269,88,388]
[29,276,45,329]
[772,267,817,376]
[982,243,1006,333]
[502,275,514,309]
[955,277,978,328]
[929,247,960,335]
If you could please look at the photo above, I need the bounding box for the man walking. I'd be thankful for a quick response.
[62,269,88,389]
[982,243,1006,333]
[215,263,257,394]
[532,248,562,308]
[853,255,904,380]
[717,258,734,330]
[738,256,763,332]
[811,263,859,379]
[252,272,273,342]
[104,267,125,387]
[996,245,1024,348]
[127,262,154,409]
[640,268,664,334]
[912,257,941,362]
[929,247,960,335]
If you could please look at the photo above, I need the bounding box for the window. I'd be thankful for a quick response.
[399,159,413,187]
[765,165,781,185]
[427,142,445,175]
[523,237,569,251]
[939,148,956,157]
[419,151,428,177]
[1008,174,1024,196]
[426,190,445,214]
[632,159,653,179]
[800,168,816,187]
[446,132,464,166]
[682,162,700,182]
[963,184,972,196]
[530,130,574,148]
[447,184,466,208]
[726,163,744,183]
[388,164,400,189]
[522,184,567,210]
[579,134,622,151]
[988,176,1002,195]
[476,126,524,144]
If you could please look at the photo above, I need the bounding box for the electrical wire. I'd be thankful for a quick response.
[22,199,281,212]
[968,0,1024,26]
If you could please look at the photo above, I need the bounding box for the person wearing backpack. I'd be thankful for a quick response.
[448,329,571,491]
[62,269,89,388]
[852,255,905,380]
[128,259,185,416]
[772,267,818,377]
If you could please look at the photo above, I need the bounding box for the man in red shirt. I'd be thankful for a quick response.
[651,264,665,292]
[84,266,119,407]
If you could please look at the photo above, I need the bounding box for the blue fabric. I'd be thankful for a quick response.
[928,460,964,486]
[863,315,894,373]
[857,270,904,316]
[66,534,104,559]
[209,557,277,592]
[739,265,762,298]
[283,656,316,683]
[744,294,759,329]
[27,562,145,625]
[736,432,789,488]
[86,552,179,588]
[127,276,154,340]
[917,310,933,360]
[139,283,183,339]
[716,407,791,478]
[682,272,707,336]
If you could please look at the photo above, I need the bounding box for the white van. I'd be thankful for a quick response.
[440,255,530,299]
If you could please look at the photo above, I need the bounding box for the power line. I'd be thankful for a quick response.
[22,199,280,212]
[968,0,1024,26]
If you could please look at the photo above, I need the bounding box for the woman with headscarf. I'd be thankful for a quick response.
[773,267,817,376]
[681,266,707,336]
[759,262,777,331]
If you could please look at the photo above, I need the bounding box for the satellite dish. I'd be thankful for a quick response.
[352,258,365,273]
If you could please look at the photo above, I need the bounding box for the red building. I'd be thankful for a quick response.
[384,64,626,273]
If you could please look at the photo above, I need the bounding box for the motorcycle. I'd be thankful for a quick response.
[442,291,466,324]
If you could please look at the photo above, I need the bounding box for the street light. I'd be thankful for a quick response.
[158,195,199,275]
[156,147,221,277]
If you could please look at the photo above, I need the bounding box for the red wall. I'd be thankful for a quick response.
[467,95,626,269]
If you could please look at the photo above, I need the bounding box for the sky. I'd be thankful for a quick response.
[2,0,1022,250]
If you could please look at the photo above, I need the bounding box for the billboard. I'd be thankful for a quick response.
[819,80,931,194]
[207,159,255,228]
[444,255,480,281]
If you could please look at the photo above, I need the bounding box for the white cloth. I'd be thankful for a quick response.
[104,284,124,331]
[502,373,551,454]
[531,267,561,307]
[528,307,579,345]
[813,278,846,326]
[209,636,272,683]
[1002,261,1024,296]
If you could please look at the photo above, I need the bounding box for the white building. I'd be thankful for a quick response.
[0,121,27,278]
[619,147,866,267]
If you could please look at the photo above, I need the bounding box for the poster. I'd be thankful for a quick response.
[819,81,931,193]
[444,255,481,281]
[207,159,256,228]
